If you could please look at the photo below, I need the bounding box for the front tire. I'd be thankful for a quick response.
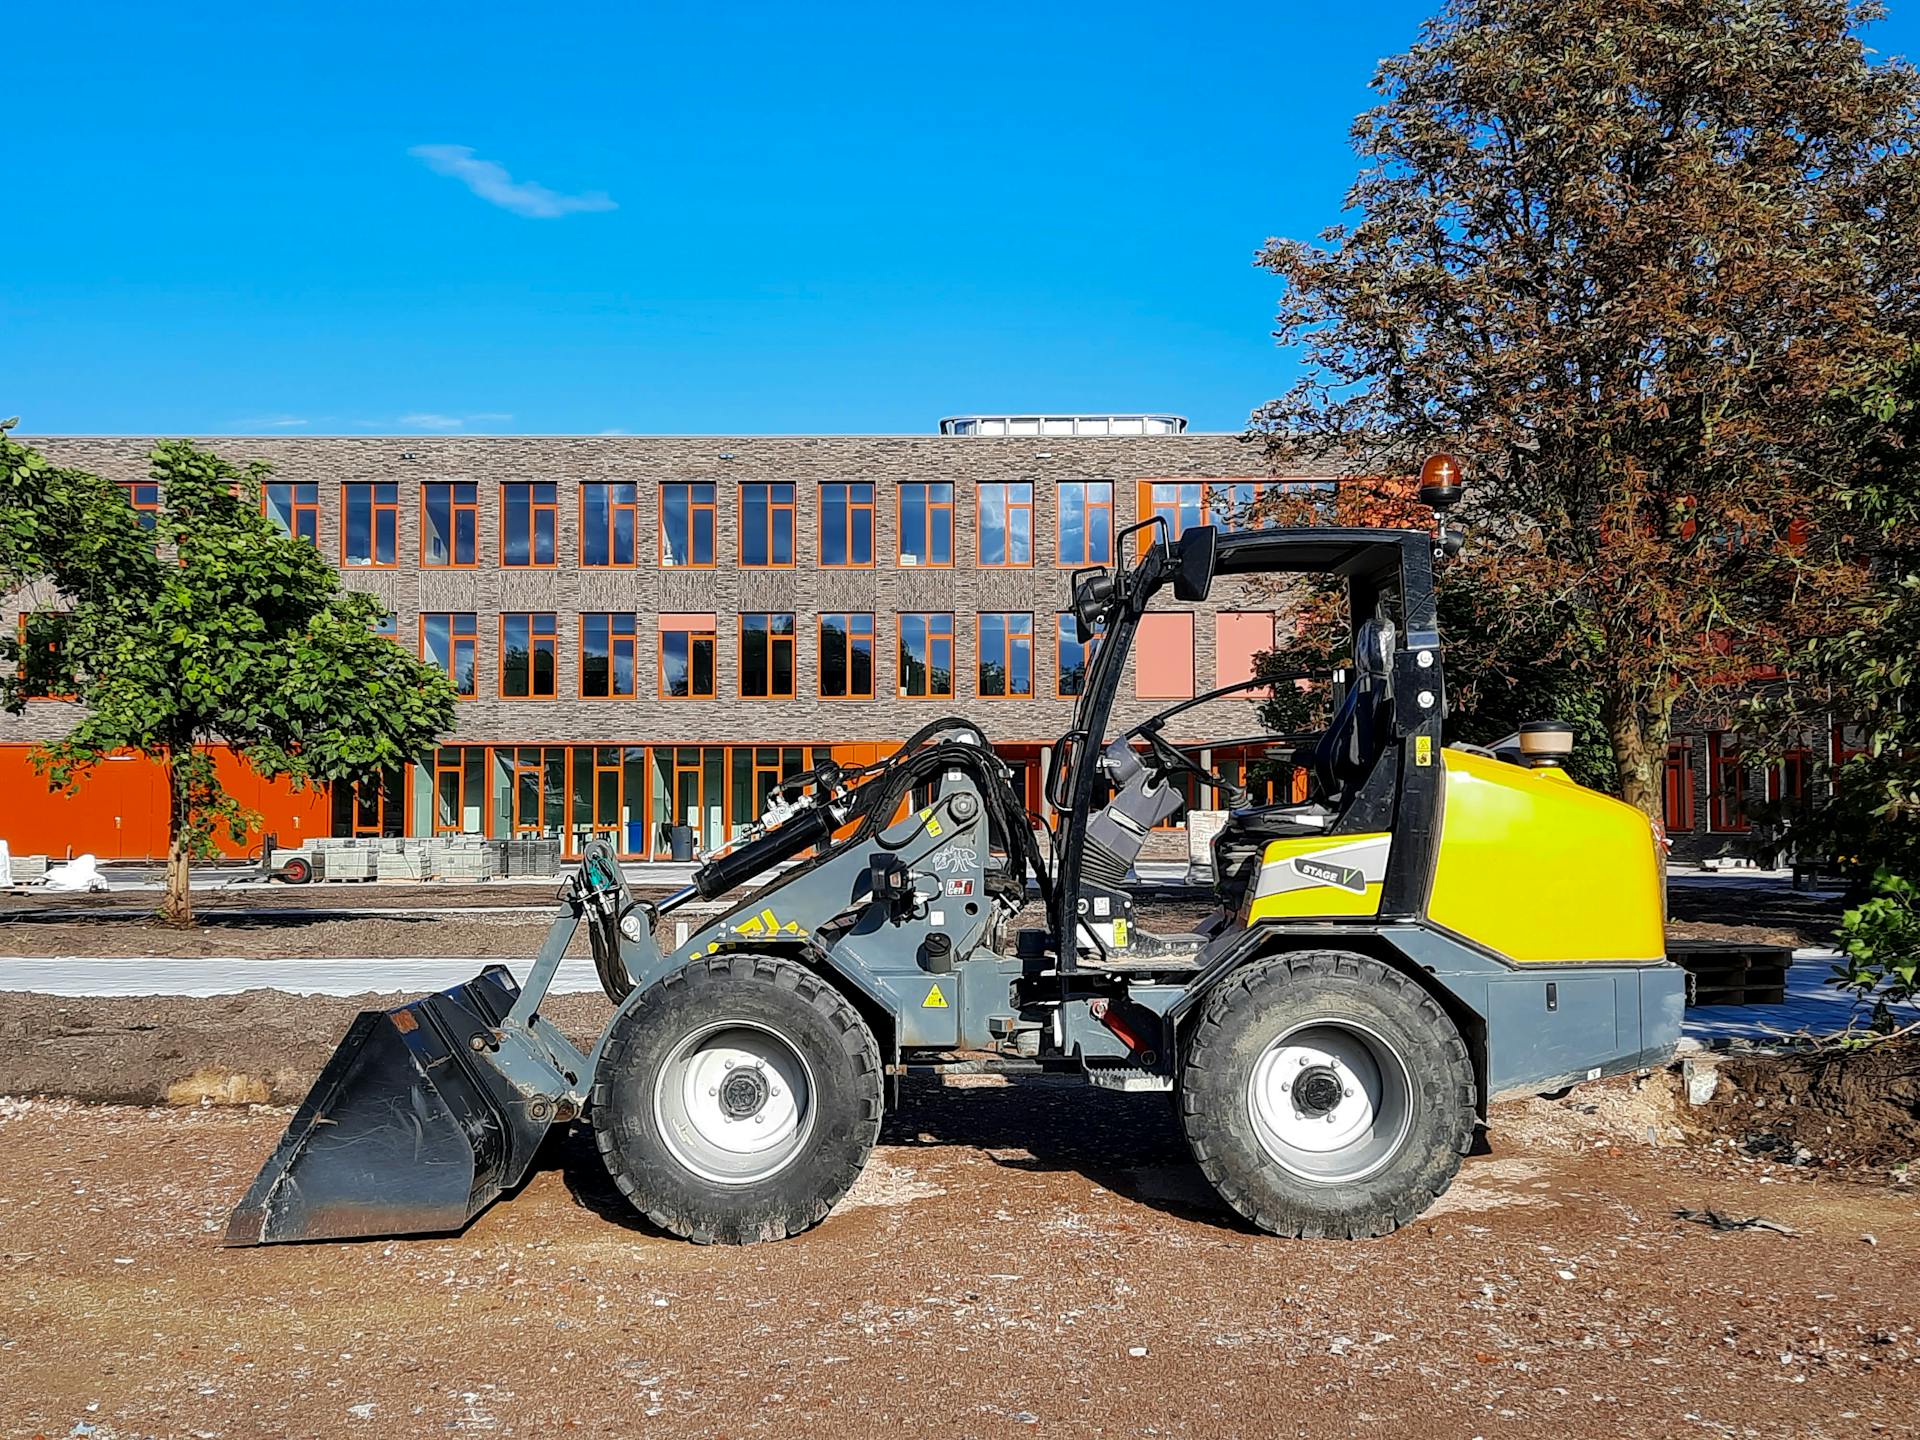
[1179,950,1476,1239]
[591,952,882,1244]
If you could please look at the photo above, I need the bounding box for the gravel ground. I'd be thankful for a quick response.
[1,1076,1917,1440]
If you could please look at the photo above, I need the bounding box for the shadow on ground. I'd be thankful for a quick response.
[552,1074,1250,1234]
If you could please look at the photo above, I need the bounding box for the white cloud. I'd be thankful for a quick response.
[397,412,514,432]
[408,144,616,219]
[232,415,310,429]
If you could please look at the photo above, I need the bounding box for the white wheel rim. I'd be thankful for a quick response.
[654,1022,816,1186]
[1246,1020,1414,1185]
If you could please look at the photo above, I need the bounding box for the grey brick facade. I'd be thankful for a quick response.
[3,433,1312,753]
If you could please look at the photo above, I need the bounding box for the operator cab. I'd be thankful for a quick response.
[1047,512,1443,972]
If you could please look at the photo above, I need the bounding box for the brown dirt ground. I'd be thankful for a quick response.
[1691,1041,1920,1171]
[2,1074,1918,1440]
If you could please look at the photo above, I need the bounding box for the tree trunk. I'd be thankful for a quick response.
[1607,690,1674,824]
[162,752,194,928]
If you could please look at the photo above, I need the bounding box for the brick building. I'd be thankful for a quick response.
[3,420,1338,861]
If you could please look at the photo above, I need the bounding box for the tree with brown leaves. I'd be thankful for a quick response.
[1256,0,1920,816]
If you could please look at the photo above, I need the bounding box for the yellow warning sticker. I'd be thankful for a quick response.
[923,983,949,1009]
[1112,918,1129,948]
[1414,735,1434,767]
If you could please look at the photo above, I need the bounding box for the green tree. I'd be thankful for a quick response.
[1762,356,1920,1004]
[1255,0,1920,818]
[0,424,456,924]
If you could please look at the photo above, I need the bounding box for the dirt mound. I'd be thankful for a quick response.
[0,989,612,1105]
[1695,1036,1920,1169]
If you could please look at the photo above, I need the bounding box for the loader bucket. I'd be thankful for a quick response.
[224,968,558,1246]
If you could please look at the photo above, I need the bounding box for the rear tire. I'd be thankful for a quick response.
[280,855,312,885]
[1179,950,1475,1239]
[591,952,882,1244]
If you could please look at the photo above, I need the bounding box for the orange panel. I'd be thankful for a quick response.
[1216,611,1277,690]
[1134,613,1195,699]
[0,744,327,860]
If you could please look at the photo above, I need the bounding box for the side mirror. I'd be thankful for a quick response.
[1174,525,1217,602]
[1072,569,1114,643]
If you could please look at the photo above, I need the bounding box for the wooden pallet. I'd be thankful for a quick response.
[1667,940,1793,1007]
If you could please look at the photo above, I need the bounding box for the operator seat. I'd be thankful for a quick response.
[1306,616,1397,804]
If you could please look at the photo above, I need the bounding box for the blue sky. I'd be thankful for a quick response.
[5,2,1916,437]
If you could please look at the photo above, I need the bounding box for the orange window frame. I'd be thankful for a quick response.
[500,482,558,567]
[1706,731,1748,833]
[1662,739,1696,833]
[1055,614,1106,699]
[898,612,955,699]
[739,613,797,699]
[820,483,876,567]
[262,482,319,545]
[897,483,954,567]
[120,481,161,530]
[1057,481,1113,566]
[341,482,398,568]
[421,612,478,699]
[581,482,641,568]
[580,612,639,698]
[660,483,717,568]
[977,483,1034,568]
[421,482,477,567]
[976,612,1033,698]
[818,612,876,699]
[431,748,478,835]
[660,623,717,699]
[14,612,75,701]
[500,613,559,699]
[739,483,796,568]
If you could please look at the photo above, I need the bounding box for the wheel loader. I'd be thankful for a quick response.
[226,462,1683,1247]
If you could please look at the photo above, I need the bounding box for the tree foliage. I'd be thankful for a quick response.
[0,424,456,923]
[1760,355,1920,1004]
[1255,0,1920,816]
[1252,477,1618,789]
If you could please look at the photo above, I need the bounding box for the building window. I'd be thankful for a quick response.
[977,483,1034,567]
[1058,481,1113,566]
[898,483,954,567]
[661,617,716,699]
[422,482,477,567]
[820,483,875,567]
[14,612,73,700]
[120,482,160,530]
[1706,731,1748,832]
[341,482,398,567]
[372,612,400,639]
[422,612,478,699]
[741,613,797,698]
[661,483,716,568]
[898,612,954,699]
[581,483,641,567]
[502,482,558,567]
[1144,481,1206,547]
[500,613,558,698]
[1662,739,1696,834]
[580,612,638,699]
[432,746,487,834]
[740,483,796,567]
[977,613,1033,697]
[262,482,319,544]
[1208,481,1271,530]
[819,612,875,699]
[1057,614,1105,698]
[1768,745,1813,811]
[331,768,404,839]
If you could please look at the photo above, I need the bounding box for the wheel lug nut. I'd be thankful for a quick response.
[1344,1088,1355,1098]
[754,1114,767,1124]
[709,1086,718,1096]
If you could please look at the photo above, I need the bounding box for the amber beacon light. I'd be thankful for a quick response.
[1418,453,1465,512]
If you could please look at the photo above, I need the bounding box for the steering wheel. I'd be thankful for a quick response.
[1139,726,1249,808]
